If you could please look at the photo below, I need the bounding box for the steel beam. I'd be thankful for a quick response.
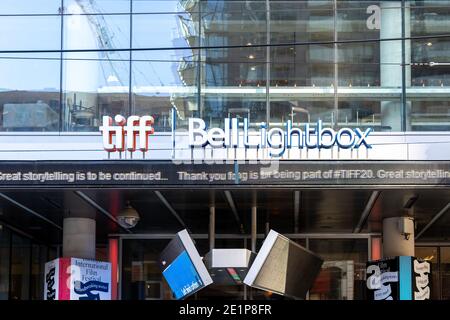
[353,191,381,233]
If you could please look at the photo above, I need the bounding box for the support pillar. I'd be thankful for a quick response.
[62,192,96,260]
[382,216,415,258]
[63,218,96,259]
[380,1,411,131]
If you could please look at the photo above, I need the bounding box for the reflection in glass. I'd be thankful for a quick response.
[62,8,130,131]
[0,56,60,132]
[10,234,30,300]
[122,239,173,300]
[440,247,450,300]
[62,56,129,131]
[409,1,450,131]
[64,0,130,14]
[308,239,368,300]
[1,1,450,133]
[271,100,334,129]
[133,1,188,14]
[30,244,48,300]
[132,52,196,132]
[415,246,440,300]
[0,15,61,51]
[0,0,62,15]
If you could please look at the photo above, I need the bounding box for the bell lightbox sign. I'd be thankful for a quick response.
[189,118,372,157]
[44,258,112,300]
[100,115,373,158]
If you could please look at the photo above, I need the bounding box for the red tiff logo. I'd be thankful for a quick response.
[99,115,155,152]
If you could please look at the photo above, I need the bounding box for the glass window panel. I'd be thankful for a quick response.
[62,10,130,132]
[0,54,61,132]
[63,13,130,51]
[337,1,381,41]
[308,239,368,300]
[337,100,387,131]
[440,247,450,300]
[201,1,267,47]
[121,239,172,300]
[195,238,246,300]
[270,0,334,44]
[415,246,440,300]
[132,50,196,132]
[62,53,130,131]
[410,0,450,132]
[10,234,30,300]
[48,246,58,261]
[270,100,334,129]
[0,0,62,15]
[64,0,130,14]
[411,0,450,37]
[122,238,251,300]
[200,46,267,129]
[133,13,198,49]
[411,39,450,86]
[30,244,48,300]
[271,44,334,87]
[204,47,267,88]
[338,42,380,87]
[409,100,450,131]
[133,1,189,14]
[0,225,10,300]
[0,15,61,51]
[203,97,266,129]
[96,246,108,261]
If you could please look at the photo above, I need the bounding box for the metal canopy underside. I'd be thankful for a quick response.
[0,187,448,245]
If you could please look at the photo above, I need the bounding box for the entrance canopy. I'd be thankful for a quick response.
[0,160,448,245]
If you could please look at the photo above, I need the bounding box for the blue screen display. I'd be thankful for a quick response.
[162,250,204,300]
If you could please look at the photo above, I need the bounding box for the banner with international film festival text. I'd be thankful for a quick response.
[44,258,111,300]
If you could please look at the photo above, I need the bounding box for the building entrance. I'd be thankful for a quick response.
[1,186,448,300]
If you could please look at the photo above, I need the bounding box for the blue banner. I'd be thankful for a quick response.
[74,280,109,300]
[162,251,204,300]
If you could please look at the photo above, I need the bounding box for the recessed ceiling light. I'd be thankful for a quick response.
[248,54,255,59]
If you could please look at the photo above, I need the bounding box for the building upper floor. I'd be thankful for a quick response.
[0,0,450,137]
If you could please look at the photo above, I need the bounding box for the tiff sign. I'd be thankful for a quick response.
[99,115,155,153]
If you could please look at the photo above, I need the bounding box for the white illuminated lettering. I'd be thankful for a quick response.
[100,114,155,153]
[188,118,207,147]
[101,116,373,158]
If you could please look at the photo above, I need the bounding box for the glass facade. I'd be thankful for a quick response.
[308,239,367,300]
[0,223,57,300]
[416,246,450,300]
[0,0,449,132]
[119,237,448,300]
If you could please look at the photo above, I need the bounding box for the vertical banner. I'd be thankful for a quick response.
[366,256,431,300]
[413,258,431,300]
[44,258,59,300]
[44,258,112,300]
